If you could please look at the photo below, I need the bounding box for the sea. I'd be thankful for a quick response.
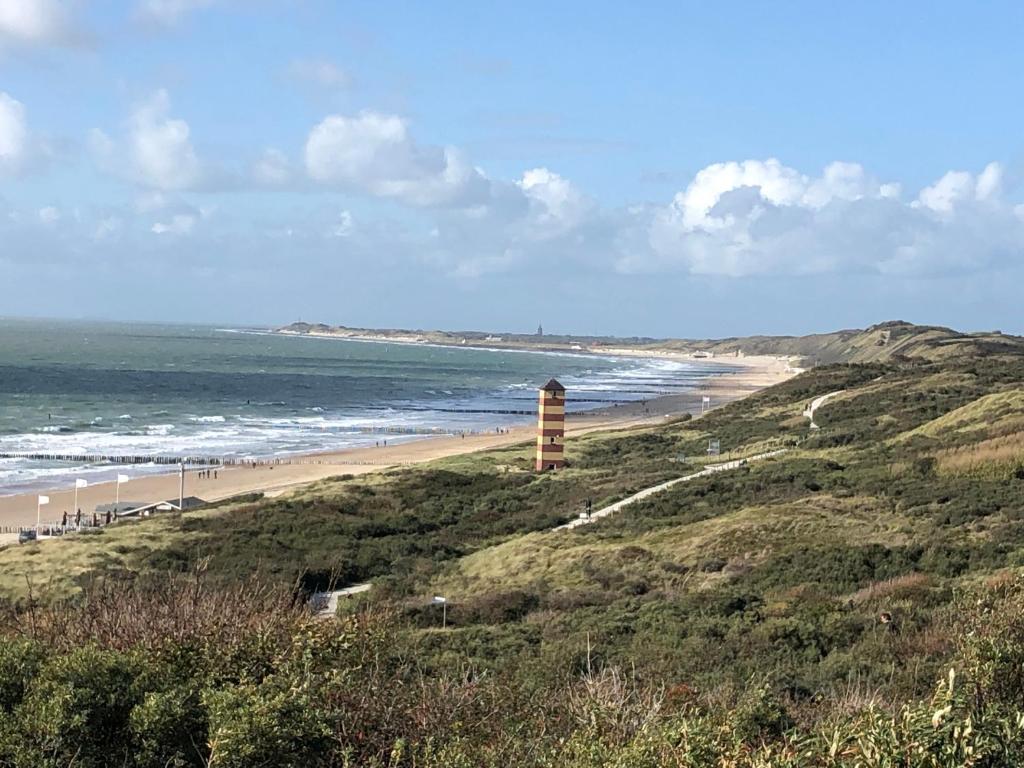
[0,319,735,495]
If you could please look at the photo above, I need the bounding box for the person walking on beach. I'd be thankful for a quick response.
[75,509,81,528]
[61,510,68,528]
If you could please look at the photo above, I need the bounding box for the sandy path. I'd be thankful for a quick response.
[0,355,794,531]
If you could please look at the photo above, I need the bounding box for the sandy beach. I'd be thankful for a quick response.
[0,354,794,534]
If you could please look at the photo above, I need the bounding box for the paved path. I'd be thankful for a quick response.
[313,449,790,611]
[803,390,844,429]
[554,449,788,531]
[311,582,371,618]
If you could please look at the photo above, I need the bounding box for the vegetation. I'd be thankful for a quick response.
[3,321,1024,764]
[2,573,1024,766]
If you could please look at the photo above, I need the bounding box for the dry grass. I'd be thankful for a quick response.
[1,562,306,652]
[433,495,913,596]
[933,431,1024,478]
[845,572,934,605]
[901,389,1024,441]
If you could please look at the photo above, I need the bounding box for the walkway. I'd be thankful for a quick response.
[311,582,371,618]
[803,390,845,430]
[553,449,788,531]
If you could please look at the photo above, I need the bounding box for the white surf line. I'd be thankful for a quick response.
[803,390,845,430]
[554,449,789,531]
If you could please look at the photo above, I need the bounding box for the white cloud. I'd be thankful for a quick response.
[636,159,1024,277]
[92,90,203,191]
[253,148,291,185]
[304,111,492,207]
[0,92,27,173]
[152,213,196,235]
[517,167,593,237]
[917,162,1003,213]
[135,0,214,27]
[0,0,76,47]
[288,58,352,89]
[130,90,201,190]
[331,210,353,238]
[37,205,59,225]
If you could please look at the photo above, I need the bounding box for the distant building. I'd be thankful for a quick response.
[95,496,206,518]
[536,378,566,471]
[537,323,544,337]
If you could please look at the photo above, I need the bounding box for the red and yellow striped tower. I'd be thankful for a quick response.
[536,378,566,471]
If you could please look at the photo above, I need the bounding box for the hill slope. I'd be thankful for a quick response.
[3,323,1024,764]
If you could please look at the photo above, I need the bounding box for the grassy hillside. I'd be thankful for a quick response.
[3,322,1024,764]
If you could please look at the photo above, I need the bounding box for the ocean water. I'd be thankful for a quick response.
[0,319,734,494]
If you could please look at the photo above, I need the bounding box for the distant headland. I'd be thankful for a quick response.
[275,319,1021,367]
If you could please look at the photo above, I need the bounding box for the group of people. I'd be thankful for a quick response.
[58,507,113,530]
[197,469,218,479]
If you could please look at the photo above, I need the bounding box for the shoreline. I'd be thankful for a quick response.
[0,354,794,535]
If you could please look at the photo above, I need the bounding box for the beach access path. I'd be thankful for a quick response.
[312,447,790,614]
[804,390,845,429]
[554,449,788,530]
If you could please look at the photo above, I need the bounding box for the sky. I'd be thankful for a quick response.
[2,1,1024,338]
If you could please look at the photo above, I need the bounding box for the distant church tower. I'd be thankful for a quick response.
[536,378,565,471]
[537,322,544,337]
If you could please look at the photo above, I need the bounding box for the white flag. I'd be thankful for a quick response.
[38,495,50,505]
[75,478,88,489]
[117,474,129,484]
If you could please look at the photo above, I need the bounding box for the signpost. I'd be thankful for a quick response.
[432,595,447,628]
[707,439,721,457]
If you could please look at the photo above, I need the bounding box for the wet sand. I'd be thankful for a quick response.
[0,354,795,534]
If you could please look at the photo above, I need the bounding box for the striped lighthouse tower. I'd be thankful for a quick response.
[536,378,566,471]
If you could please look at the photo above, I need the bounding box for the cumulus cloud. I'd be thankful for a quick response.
[92,89,203,191]
[152,213,196,235]
[517,167,593,238]
[0,92,28,174]
[304,111,493,207]
[288,58,352,89]
[635,158,1024,277]
[0,0,78,47]
[135,0,215,27]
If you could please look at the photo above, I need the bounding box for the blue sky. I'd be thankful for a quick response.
[1,1,1023,337]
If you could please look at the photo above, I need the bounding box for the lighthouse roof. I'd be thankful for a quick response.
[540,378,565,392]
